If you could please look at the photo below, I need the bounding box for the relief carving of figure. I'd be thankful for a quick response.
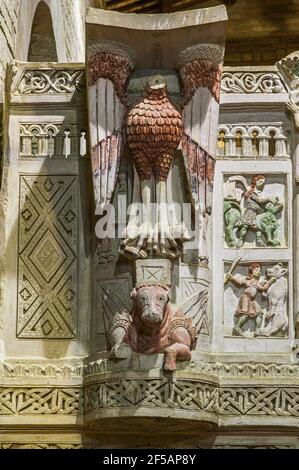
[224,175,283,248]
[109,282,208,370]
[261,263,288,336]
[225,261,288,337]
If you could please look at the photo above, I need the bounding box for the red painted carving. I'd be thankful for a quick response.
[88,52,133,100]
[180,59,222,105]
[126,77,183,181]
[180,134,215,210]
[110,284,196,370]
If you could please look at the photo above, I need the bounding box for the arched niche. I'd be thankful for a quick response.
[28,1,58,62]
[15,0,67,62]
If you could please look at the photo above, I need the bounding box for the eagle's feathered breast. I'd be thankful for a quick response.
[126,82,183,181]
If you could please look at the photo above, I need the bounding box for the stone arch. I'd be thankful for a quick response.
[15,0,67,62]
[28,1,58,62]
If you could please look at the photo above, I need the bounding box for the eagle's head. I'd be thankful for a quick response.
[147,75,166,90]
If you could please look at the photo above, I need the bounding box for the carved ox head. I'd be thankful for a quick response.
[130,284,171,325]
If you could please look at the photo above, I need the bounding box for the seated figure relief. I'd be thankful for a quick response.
[224,261,288,338]
[223,175,283,248]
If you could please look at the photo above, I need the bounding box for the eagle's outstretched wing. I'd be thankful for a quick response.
[87,40,136,211]
[178,43,224,212]
[178,288,209,347]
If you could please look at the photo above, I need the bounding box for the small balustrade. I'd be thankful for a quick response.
[20,124,87,158]
[216,124,289,159]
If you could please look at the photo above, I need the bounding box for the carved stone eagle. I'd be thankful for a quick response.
[126,75,183,182]
[88,40,223,260]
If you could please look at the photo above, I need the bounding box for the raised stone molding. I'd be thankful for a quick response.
[0,387,81,415]
[84,378,299,417]
[15,68,84,95]
[82,358,299,380]
[0,363,82,378]
[17,175,79,339]
[0,444,83,449]
[2,359,299,381]
[221,69,286,94]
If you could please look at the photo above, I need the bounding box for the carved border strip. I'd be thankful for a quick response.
[84,379,299,417]
[221,72,286,94]
[15,69,85,95]
[2,360,299,380]
[0,387,81,415]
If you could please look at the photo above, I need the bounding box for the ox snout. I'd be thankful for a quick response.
[141,306,164,324]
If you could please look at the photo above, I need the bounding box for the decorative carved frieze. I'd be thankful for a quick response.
[84,379,299,417]
[3,360,299,381]
[20,123,87,158]
[0,363,82,379]
[217,123,289,159]
[15,69,84,95]
[0,387,81,415]
[81,358,299,380]
[0,444,83,449]
[221,71,286,94]
[17,175,78,339]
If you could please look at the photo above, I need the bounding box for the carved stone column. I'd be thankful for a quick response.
[85,6,227,427]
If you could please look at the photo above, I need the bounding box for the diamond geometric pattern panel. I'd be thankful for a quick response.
[17,176,78,338]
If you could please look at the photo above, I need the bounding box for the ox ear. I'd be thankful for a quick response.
[281,268,287,276]
[130,288,138,299]
[165,287,171,301]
